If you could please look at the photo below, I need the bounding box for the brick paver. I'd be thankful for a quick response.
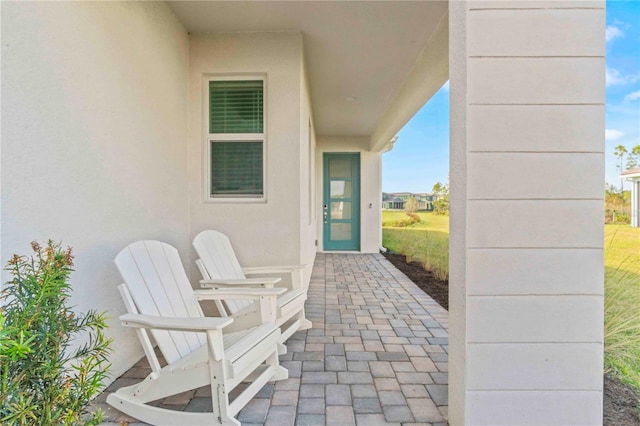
[95,253,449,425]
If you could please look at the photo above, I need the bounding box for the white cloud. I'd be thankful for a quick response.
[606,67,640,86]
[441,81,449,92]
[606,68,624,86]
[624,91,640,102]
[606,25,624,42]
[605,129,625,141]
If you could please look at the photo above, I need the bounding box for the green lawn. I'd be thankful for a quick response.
[382,211,640,391]
[382,211,450,281]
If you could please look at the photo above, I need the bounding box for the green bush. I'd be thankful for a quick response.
[615,213,631,224]
[384,212,421,228]
[0,241,112,426]
[433,198,449,215]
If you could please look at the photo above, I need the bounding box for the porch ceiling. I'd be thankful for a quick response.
[166,1,448,146]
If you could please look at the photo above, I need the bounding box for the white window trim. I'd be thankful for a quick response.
[203,74,267,203]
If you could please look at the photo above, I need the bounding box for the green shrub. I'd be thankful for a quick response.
[433,198,449,215]
[605,209,631,224]
[0,241,112,426]
[615,213,631,224]
[385,212,421,228]
[404,197,419,214]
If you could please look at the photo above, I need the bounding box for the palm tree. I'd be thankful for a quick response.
[614,145,628,191]
[626,145,640,170]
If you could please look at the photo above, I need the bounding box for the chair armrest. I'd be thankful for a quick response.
[195,288,283,324]
[119,313,233,332]
[243,265,309,291]
[193,287,286,300]
[242,264,308,274]
[200,277,281,289]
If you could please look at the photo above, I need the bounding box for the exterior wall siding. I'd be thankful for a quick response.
[450,1,605,424]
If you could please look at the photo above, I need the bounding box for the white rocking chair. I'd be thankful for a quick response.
[193,230,312,351]
[107,240,288,426]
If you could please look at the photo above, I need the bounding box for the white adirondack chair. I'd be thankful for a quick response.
[107,240,288,426]
[193,230,312,351]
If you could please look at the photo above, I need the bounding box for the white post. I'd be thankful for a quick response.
[632,180,639,227]
[450,1,605,424]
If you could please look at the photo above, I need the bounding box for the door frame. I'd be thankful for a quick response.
[322,153,361,251]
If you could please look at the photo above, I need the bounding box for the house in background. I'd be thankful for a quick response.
[382,194,407,211]
[1,1,605,424]
[622,168,640,227]
[382,192,436,211]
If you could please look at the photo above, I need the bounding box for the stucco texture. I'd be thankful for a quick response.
[1,1,190,379]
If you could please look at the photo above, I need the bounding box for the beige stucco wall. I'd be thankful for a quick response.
[316,137,382,253]
[449,2,605,424]
[1,1,190,380]
[188,33,315,280]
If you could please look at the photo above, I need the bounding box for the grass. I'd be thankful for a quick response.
[604,224,640,392]
[382,211,449,281]
[382,211,640,392]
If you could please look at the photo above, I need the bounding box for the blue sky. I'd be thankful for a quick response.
[383,1,640,193]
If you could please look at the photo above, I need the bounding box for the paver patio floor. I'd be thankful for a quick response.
[94,253,449,425]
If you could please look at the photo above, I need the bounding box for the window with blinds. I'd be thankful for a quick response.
[209,80,264,134]
[207,78,265,199]
[211,141,263,196]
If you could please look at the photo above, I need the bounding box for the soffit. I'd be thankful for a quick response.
[166,1,448,138]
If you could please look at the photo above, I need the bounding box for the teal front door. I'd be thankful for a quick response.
[323,153,360,251]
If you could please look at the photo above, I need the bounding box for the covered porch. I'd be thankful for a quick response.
[2,1,605,423]
[95,253,449,425]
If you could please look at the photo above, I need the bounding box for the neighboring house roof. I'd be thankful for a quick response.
[622,168,640,178]
[382,196,404,203]
[384,192,435,199]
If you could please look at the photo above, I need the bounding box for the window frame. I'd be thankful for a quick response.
[203,75,267,203]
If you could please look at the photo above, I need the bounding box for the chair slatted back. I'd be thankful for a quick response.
[115,240,206,364]
[193,230,254,314]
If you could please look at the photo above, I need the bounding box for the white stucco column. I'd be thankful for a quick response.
[449,1,605,424]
